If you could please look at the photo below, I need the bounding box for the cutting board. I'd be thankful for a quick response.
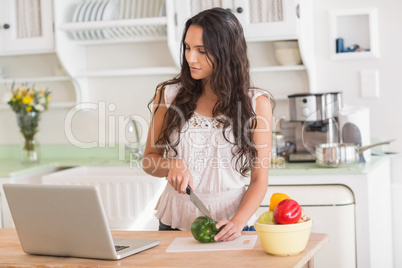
[165,235,257,252]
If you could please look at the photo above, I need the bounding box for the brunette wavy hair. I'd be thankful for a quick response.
[148,8,274,176]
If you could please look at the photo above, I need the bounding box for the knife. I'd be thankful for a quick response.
[186,185,214,220]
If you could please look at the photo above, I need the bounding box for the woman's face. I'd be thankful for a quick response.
[184,25,214,81]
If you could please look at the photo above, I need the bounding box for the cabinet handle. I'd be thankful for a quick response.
[3,23,10,29]
[296,4,300,18]
[236,7,243,13]
[226,8,232,12]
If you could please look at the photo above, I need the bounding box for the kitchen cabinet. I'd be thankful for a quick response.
[52,0,316,103]
[259,185,356,268]
[53,0,178,105]
[250,157,393,268]
[171,0,300,43]
[41,166,167,231]
[0,0,78,109]
[168,0,316,98]
[0,53,77,109]
[0,165,60,228]
[0,0,54,55]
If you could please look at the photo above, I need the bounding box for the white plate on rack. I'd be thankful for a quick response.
[101,1,120,40]
[90,1,103,21]
[76,1,91,40]
[95,1,108,21]
[71,2,85,40]
[95,1,108,39]
[101,1,119,21]
[84,1,97,22]
[89,1,104,39]
[72,2,85,22]
[77,2,91,22]
[83,1,98,40]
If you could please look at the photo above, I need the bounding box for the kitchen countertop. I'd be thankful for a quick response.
[268,157,387,175]
[0,145,392,268]
[0,229,329,267]
[0,144,131,177]
[0,144,389,177]
[0,159,126,178]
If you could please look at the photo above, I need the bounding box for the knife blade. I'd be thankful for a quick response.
[186,185,213,220]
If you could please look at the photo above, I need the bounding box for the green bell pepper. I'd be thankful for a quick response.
[191,216,221,243]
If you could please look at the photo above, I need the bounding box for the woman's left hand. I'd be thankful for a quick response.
[213,220,242,242]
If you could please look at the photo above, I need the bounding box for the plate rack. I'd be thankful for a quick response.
[57,17,168,45]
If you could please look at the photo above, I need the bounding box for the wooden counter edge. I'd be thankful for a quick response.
[0,229,329,268]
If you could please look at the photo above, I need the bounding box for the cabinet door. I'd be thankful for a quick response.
[241,0,300,41]
[0,0,54,55]
[171,0,300,42]
[168,0,302,67]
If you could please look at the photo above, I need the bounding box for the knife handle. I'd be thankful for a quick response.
[186,185,191,195]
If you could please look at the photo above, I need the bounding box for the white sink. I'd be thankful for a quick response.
[43,165,149,177]
[42,166,167,231]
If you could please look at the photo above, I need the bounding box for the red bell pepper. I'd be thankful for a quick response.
[273,199,302,224]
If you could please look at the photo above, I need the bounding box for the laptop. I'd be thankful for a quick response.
[2,183,160,260]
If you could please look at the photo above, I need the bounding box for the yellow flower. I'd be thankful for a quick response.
[7,84,51,114]
[22,96,33,105]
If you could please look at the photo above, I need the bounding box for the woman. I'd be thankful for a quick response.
[143,7,274,242]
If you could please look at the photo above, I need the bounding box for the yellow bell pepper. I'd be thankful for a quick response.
[269,192,291,211]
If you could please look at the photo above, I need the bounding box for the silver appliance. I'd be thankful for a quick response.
[283,92,342,162]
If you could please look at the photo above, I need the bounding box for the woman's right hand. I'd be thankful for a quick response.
[167,159,193,194]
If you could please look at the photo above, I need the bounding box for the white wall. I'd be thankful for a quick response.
[311,0,402,154]
[312,1,402,267]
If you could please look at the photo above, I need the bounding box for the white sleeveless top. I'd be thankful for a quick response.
[155,83,270,230]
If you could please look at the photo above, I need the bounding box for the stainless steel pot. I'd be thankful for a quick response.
[315,140,394,167]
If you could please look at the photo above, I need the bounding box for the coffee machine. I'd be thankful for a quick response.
[282,92,342,162]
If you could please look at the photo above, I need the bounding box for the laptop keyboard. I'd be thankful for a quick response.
[115,245,130,252]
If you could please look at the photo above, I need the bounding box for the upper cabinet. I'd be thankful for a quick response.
[53,0,177,76]
[0,0,54,56]
[240,0,300,41]
[52,0,178,105]
[179,0,300,41]
[50,0,315,102]
[0,0,77,110]
[168,0,315,98]
[0,0,316,110]
[56,0,168,45]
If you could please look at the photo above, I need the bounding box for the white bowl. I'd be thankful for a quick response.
[273,41,302,66]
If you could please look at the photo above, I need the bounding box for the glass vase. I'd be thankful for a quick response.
[21,138,41,164]
[16,110,41,164]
